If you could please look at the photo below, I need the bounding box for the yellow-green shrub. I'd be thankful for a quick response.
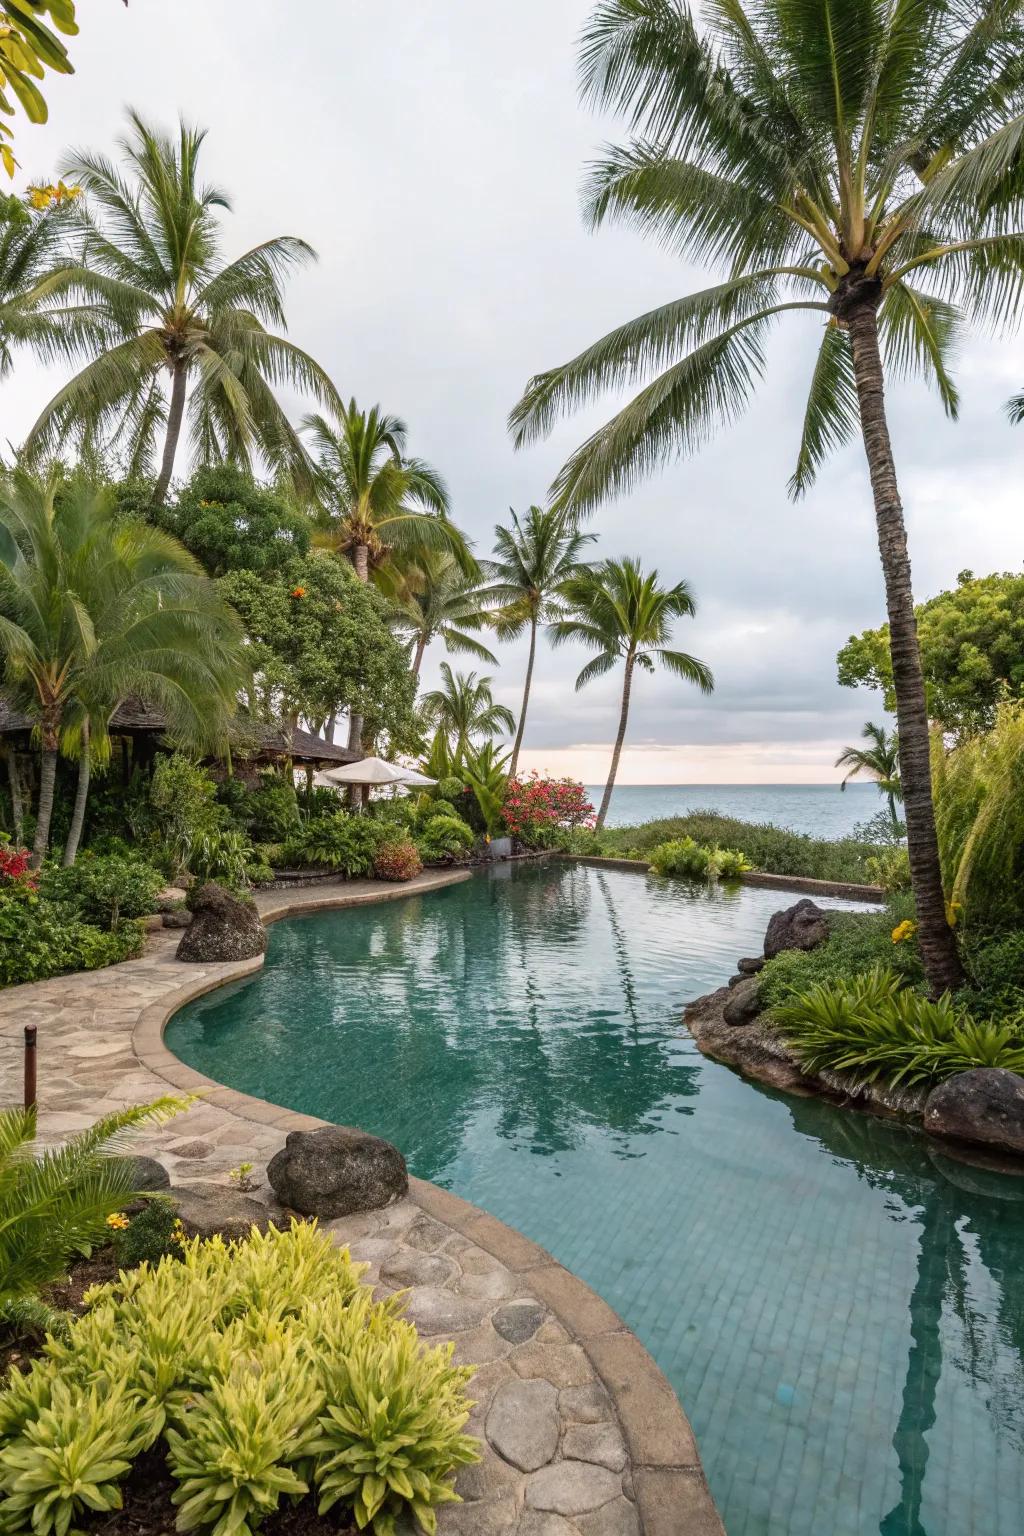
[0,1222,479,1536]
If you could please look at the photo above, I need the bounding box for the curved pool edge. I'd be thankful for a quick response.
[141,872,726,1536]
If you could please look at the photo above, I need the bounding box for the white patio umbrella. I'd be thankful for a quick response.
[318,756,436,788]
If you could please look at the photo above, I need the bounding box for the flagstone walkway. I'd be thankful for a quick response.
[0,871,723,1536]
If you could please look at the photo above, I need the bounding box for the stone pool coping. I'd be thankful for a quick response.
[0,867,723,1536]
[564,852,884,902]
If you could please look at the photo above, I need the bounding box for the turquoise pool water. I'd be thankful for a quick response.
[167,863,1024,1536]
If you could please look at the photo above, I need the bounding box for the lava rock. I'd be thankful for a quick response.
[169,1182,270,1240]
[121,1155,170,1191]
[175,883,266,963]
[726,973,746,988]
[737,956,766,975]
[722,976,762,1026]
[267,1125,408,1218]
[923,1069,1024,1156]
[162,909,192,929]
[763,899,829,959]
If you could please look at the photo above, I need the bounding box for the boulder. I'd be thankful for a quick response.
[169,1181,270,1240]
[123,1154,171,1192]
[175,883,266,963]
[737,956,766,975]
[162,909,192,929]
[763,899,829,959]
[267,1125,408,1218]
[722,976,762,1027]
[923,1069,1024,1157]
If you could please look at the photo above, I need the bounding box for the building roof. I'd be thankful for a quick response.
[0,698,360,766]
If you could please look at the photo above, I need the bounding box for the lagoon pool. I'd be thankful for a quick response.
[166,863,1024,1536]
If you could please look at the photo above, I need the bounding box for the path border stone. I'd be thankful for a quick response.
[0,868,723,1535]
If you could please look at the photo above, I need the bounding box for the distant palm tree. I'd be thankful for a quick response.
[0,192,99,379]
[0,471,244,863]
[553,558,712,829]
[305,401,470,585]
[475,506,595,775]
[508,0,1024,991]
[24,112,339,503]
[420,663,515,757]
[836,722,902,828]
[396,552,496,677]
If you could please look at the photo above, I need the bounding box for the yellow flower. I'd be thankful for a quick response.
[105,1212,130,1230]
[891,919,918,944]
[171,1219,188,1248]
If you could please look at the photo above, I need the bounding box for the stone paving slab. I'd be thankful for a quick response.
[0,870,723,1536]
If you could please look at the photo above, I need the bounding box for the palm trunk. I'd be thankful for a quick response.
[347,543,369,809]
[6,751,23,842]
[152,362,187,506]
[596,654,634,832]
[411,632,428,678]
[324,711,337,744]
[62,723,91,867]
[351,542,370,584]
[845,298,962,994]
[509,616,537,778]
[31,718,60,868]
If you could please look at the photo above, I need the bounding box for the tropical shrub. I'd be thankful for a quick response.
[434,775,465,805]
[245,777,301,842]
[0,1223,478,1536]
[42,853,163,929]
[770,967,1024,1090]
[188,827,256,892]
[716,848,752,880]
[757,900,923,1009]
[648,837,749,881]
[110,1198,184,1269]
[281,815,385,877]
[415,813,474,866]
[0,884,145,988]
[959,929,1024,1021]
[933,701,1024,928]
[0,1099,185,1335]
[865,845,911,894]
[149,755,223,880]
[598,811,882,883]
[373,840,423,882]
[503,774,595,846]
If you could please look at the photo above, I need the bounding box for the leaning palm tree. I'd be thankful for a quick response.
[836,721,902,828]
[304,401,471,585]
[0,470,245,864]
[420,663,516,757]
[475,506,596,775]
[509,0,1024,992]
[24,112,339,503]
[553,558,712,829]
[395,551,497,677]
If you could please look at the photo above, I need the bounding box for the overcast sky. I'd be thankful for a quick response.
[1,0,1022,783]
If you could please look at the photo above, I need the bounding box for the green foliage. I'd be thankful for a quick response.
[282,815,389,878]
[245,777,300,842]
[415,813,474,866]
[959,930,1024,1022]
[149,755,223,881]
[0,1222,479,1536]
[188,828,256,893]
[771,967,1024,1090]
[420,663,515,756]
[0,1098,186,1327]
[41,853,163,929]
[0,883,144,987]
[598,811,883,883]
[0,3,77,174]
[865,846,911,893]
[460,741,509,838]
[648,837,751,881]
[933,702,1024,928]
[434,776,465,805]
[758,902,924,1010]
[110,1199,182,1269]
[373,840,423,883]
[838,571,1024,734]
[156,467,311,577]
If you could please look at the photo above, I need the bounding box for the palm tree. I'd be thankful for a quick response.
[508,0,1024,992]
[395,551,497,678]
[24,112,339,504]
[420,663,515,757]
[305,401,471,586]
[553,558,712,829]
[836,721,902,827]
[475,506,596,775]
[0,191,102,378]
[0,470,244,864]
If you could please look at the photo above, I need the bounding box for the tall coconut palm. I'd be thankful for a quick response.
[24,112,339,503]
[509,0,1024,991]
[553,558,712,829]
[420,663,515,757]
[304,401,471,585]
[395,551,497,678]
[0,470,244,863]
[836,721,902,827]
[0,191,103,377]
[475,506,596,775]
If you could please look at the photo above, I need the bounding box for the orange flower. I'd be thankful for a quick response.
[289,586,307,599]
[105,1212,130,1230]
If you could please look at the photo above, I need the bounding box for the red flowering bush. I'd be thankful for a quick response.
[502,775,595,848]
[0,842,36,889]
[373,839,423,882]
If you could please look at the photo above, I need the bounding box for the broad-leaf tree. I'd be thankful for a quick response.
[154,464,312,577]
[395,551,497,677]
[420,662,515,757]
[835,720,902,827]
[0,0,78,177]
[0,470,244,864]
[510,0,1024,991]
[475,506,595,775]
[24,112,339,503]
[553,557,712,828]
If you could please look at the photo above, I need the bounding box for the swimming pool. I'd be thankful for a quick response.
[166,862,1024,1536]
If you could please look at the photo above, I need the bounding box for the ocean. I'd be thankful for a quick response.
[586,782,880,840]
